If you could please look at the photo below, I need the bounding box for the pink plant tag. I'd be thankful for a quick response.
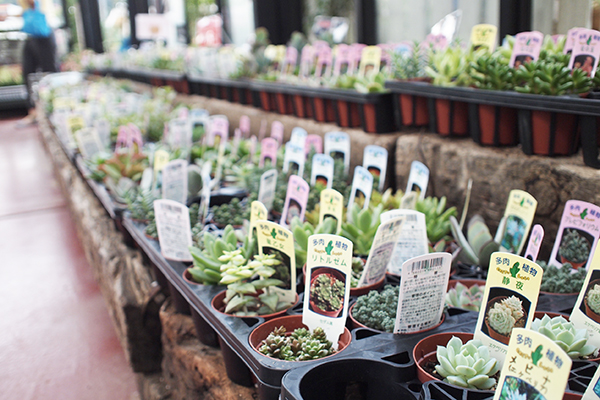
[423,34,448,51]
[305,134,322,155]
[260,137,278,167]
[313,40,329,50]
[509,31,544,68]
[207,116,228,146]
[127,123,144,149]
[239,115,251,138]
[333,44,351,76]
[568,29,600,77]
[564,27,582,54]
[280,175,309,227]
[315,46,333,78]
[247,135,257,164]
[524,224,544,262]
[349,43,366,74]
[299,45,315,78]
[271,121,284,145]
[378,43,393,74]
[281,46,299,75]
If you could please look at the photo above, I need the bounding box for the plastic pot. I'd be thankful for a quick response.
[434,99,469,137]
[477,104,518,146]
[529,110,579,156]
[335,100,362,128]
[311,96,336,123]
[399,94,429,127]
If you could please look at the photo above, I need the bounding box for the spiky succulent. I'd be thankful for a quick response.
[435,336,499,390]
[531,314,597,359]
[446,282,484,312]
[258,325,335,361]
[559,229,591,265]
[587,284,600,315]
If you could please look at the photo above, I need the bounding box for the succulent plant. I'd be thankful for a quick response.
[126,188,158,221]
[352,285,398,332]
[104,176,138,205]
[258,325,335,361]
[340,203,384,256]
[450,214,502,269]
[435,336,499,390]
[531,314,597,359]
[486,296,524,336]
[416,196,457,244]
[310,273,344,312]
[425,46,473,87]
[210,198,249,227]
[144,211,158,239]
[539,261,586,294]
[370,188,405,211]
[350,257,366,288]
[559,229,591,265]
[97,151,148,182]
[446,282,484,312]
[291,216,337,268]
[587,284,600,315]
[515,59,591,96]
[391,42,427,80]
[469,52,515,91]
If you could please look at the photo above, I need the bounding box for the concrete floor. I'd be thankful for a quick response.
[0,113,139,399]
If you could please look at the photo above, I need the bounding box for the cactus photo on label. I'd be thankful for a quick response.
[482,288,530,345]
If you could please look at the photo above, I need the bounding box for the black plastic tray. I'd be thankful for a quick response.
[0,84,28,110]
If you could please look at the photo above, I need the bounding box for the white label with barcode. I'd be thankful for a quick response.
[380,210,429,275]
[162,159,188,205]
[154,199,193,262]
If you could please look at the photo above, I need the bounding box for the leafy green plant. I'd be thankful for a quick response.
[531,314,597,359]
[370,188,405,211]
[97,152,148,183]
[470,53,514,91]
[340,203,384,256]
[450,215,502,269]
[127,188,158,221]
[391,42,427,80]
[559,229,591,265]
[435,336,499,390]
[425,47,473,87]
[352,285,398,332]
[446,282,484,312]
[354,71,388,93]
[416,196,457,244]
[144,211,157,239]
[539,261,586,293]
[104,176,137,205]
[210,198,249,227]
[515,60,591,95]
[258,325,336,361]
[350,257,365,288]
[291,216,337,268]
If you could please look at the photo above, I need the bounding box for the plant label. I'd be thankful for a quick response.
[310,154,334,189]
[363,145,388,192]
[524,224,544,262]
[423,34,448,51]
[405,160,429,200]
[358,217,405,287]
[199,162,212,224]
[207,115,228,147]
[549,200,600,270]
[75,127,103,159]
[381,210,429,275]
[303,233,353,345]
[128,124,144,150]
[349,43,366,75]
[153,199,193,262]
[498,190,537,256]
[283,142,305,177]
[280,46,298,76]
[239,115,251,138]
[166,118,192,149]
[493,328,572,400]
[564,28,582,54]
[232,129,241,157]
[153,149,170,173]
[189,109,209,143]
[260,137,278,168]
[394,252,452,334]
[470,24,498,52]
[583,364,600,399]
[94,119,111,149]
[280,175,309,228]
[258,119,268,142]
[290,127,308,148]
[115,125,132,152]
[357,46,382,78]
[315,45,333,78]
[299,45,315,78]
[346,166,373,218]
[568,249,600,348]
[67,114,85,137]
[250,200,268,224]
[319,189,343,233]
[324,131,350,174]
[258,169,278,212]
[378,44,393,74]
[247,135,258,164]
[332,44,351,76]
[400,191,418,210]
[254,220,296,303]
[305,134,322,155]
[509,31,544,68]
[140,168,154,193]
[270,121,284,145]
[474,252,543,366]
[568,29,600,77]
[162,159,188,205]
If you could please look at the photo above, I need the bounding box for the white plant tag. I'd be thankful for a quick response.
[405,161,429,200]
[381,210,429,276]
[324,131,350,174]
[258,169,278,212]
[363,145,388,192]
[153,199,193,262]
[346,166,373,219]
[310,154,334,189]
[358,217,404,287]
[162,159,188,205]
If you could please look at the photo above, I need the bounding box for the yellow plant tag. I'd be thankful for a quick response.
[250,200,268,224]
[153,149,170,173]
[471,24,498,52]
[66,115,85,136]
[319,188,343,233]
[357,46,382,77]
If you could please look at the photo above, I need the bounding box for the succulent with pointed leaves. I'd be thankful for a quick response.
[258,325,335,361]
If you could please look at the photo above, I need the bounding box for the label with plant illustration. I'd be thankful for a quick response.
[250,200,268,224]
[564,27,582,54]
[75,127,103,159]
[549,200,600,270]
[260,137,278,168]
[470,24,498,52]
[475,252,544,365]
[405,160,429,200]
[363,145,388,192]
[499,190,537,256]
[206,116,228,147]
[583,363,600,399]
[257,169,278,212]
[332,44,351,76]
[394,252,452,334]
[381,209,429,275]
[357,46,382,77]
[299,45,315,78]
[324,131,350,174]
[254,220,297,303]
[358,217,405,287]
[283,142,305,177]
[189,108,209,143]
[280,46,298,76]
[310,154,334,189]
[153,199,193,262]
[509,31,544,68]
[270,121,284,145]
[153,149,170,172]
[280,175,309,227]
[290,127,308,148]
[493,328,572,400]
[305,134,323,155]
[239,115,251,137]
[319,189,343,233]
[568,249,600,348]
[524,224,544,262]
[347,166,373,218]
[568,29,600,77]
[304,233,353,344]
[161,159,188,205]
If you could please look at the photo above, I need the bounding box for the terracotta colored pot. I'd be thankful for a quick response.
[560,255,587,270]
[484,296,527,345]
[312,97,336,122]
[349,302,445,333]
[211,289,298,320]
[585,299,600,325]
[259,91,276,112]
[308,268,346,318]
[144,232,158,241]
[335,100,361,128]
[413,332,475,385]
[533,311,569,320]
[248,315,352,361]
[435,99,469,136]
[531,110,579,156]
[399,94,429,127]
[362,103,378,133]
[293,94,308,118]
[182,268,206,285]
[275,93,293,115]
[478,104,518,146]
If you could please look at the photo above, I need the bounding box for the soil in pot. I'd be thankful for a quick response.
[478,105,518,146]
[435,99,469,136]
[531,111,579,156]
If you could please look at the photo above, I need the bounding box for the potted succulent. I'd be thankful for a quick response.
[126,188,158,223]
[484,295,527,345]
[446,280,485,312]
[531,314,598,360]
[584,280,600,323]
[340,203,384,257]
[210,198,249,228]
[539,261,587,294]
[450,215,501,270]
[558,229,591,269]
[415,196,457,246]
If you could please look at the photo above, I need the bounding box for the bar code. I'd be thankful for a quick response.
[405,214,417,222]
[410,257,444,272]
[161,203,182,213]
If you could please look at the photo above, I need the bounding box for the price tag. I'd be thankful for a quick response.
[324,131,350,174]
[548,200,600,270]
[303,234,353,345]
[260,137,278,168]
[153,149,170,173]
[524,224,544,262]
[162,159,188,205]
[290,127,307,148]
[357,46,382,77]
[254,220,297,303]
[363,145,388,192]
[405,161,429,200]
[305,134,322,155]
[568,29,600,77]
[381,209,429,275]
[315,45,333,78]
[474,252,543,366]
[333,44,351,76]
[310,154,334,189]
[346,166,373,217]
[319,189,343,233]
[75,127,103,159]
[270,121,284,145]
[239,115,251,138]
[250,200,268,224]
[207,115,229,147]
[494,328,572,400]
[470,24,498,52]
[258,169,278,212]
[564,27,582,54]
[394,253,452,334]
[280,175,309,227]
[358,217,404,287]
[568,249,600,349]
[509,31,544,68]
[153,199,193,262]
[498,190,537,256]
[283,142,305,178]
